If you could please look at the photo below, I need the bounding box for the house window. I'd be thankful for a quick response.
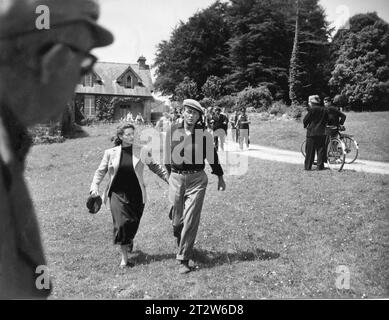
[84,95,96,117]
[84,74,93,87]
[126,75,134,88]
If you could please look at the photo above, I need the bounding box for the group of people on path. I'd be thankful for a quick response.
[303,95,347,170]
[90,99,226,274]
[155,106,251,152]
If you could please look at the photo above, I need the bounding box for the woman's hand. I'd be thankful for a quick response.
[90,190,99,197]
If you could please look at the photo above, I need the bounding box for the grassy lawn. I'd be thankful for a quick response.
[248,111,389,162]
[25,122,388,299]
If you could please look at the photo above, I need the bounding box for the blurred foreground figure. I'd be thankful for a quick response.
[0,0,113,298]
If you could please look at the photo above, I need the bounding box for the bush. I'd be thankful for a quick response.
[32,135,65,145]
[268,101,288,115]
[200,97,216,110]
[286,104,306,120]
[236,86,273,112]
[215,95,237,112]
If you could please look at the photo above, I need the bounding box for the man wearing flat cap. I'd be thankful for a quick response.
[303,95,329,170]
[0,0,113,298]
[164,99,226,274]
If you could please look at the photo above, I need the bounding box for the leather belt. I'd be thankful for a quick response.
[171,168,203,174]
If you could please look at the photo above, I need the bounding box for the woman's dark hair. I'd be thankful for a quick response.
[112,123,135,146]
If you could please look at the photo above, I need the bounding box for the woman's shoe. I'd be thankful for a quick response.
[178,260,191,274]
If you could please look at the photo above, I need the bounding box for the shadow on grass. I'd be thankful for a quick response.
[129,250,176,266]
[129,248,279,268]
[65,125,89,140]
[192,248,280,268]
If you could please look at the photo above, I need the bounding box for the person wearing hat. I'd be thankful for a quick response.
[90,123,169,268]
[303,95,329,170]
[164,99,226,274]
[0,0,113,298]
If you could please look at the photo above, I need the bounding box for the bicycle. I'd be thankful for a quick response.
[301,126,358,170]
[301,131,345,172]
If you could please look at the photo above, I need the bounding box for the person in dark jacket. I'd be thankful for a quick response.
[323,97,347,162]
[212,107,228,151]
[164,99,226,274]
[303,95,329,170]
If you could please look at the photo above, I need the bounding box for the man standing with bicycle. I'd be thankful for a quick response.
[303,95,328,170]
[323,97,347,162]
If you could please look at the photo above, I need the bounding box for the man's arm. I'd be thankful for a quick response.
[303,110,312,128]
[338,110,346,125]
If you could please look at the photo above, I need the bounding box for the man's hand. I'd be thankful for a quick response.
[217,176,226,191]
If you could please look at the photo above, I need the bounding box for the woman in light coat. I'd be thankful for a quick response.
[90,123,168,267]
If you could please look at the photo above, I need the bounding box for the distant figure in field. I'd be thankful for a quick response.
[156,112,171,132]
[212,107,229,151]
[303,95,329,170]
[135,112,145,124]
[0,0,113,298]
[237,108,250,150]
[126,112,135,123]
[230,109,240,143]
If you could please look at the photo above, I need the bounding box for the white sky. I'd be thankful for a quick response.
[93,0,389,79]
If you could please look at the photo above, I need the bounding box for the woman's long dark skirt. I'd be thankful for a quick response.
[109,191,145,245]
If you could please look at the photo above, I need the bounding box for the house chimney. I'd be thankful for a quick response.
[137,56,149,69]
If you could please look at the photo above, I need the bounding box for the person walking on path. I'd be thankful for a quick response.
[303,95,329,170]
[164,99,226,274]
[211,107,228,151]
[237,108,250,150]
[230,109,240,143]
[90,124,169,268]
[0,0,113,298]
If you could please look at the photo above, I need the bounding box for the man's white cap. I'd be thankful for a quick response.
[183,99,204,114]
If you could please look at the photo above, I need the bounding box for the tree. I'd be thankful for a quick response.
[154,1,230,96]
[289,0,305,104]
[174,77,200,101]
[329,13,389,110]
[202,75,223,99]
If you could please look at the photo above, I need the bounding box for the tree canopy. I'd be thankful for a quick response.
[329,13,389,111]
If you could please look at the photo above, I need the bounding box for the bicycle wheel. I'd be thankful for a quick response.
[343,136,359,164]
[301,140,306,157]
[327,138,345,171]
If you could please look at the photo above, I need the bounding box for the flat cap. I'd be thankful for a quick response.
[0,0,113,47]
[183,99,204,114]
[308,95,321,105]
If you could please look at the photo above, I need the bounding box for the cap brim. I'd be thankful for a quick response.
[85,19,114,48]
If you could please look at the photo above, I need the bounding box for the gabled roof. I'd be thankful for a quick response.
[116,65,143,84]
[75,62,154,97]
